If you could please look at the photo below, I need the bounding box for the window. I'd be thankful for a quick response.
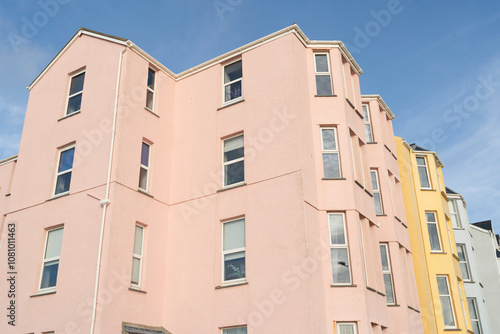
[350,132,364,185]
[314,53,333,95]
[223,60,242,103]
[426,212,442,252]
[223,218,245,282]
[146,68,156,111]
[337,322,357,334]
[468,297,483,334]
[416,156,431,189]
[328,213,351,284]
[131,225,144,287]
[39,227,63,291]
[371,170,383,215]
[437,276,456,328]
[321,128,341,178]
[54,146,75,196]
[449,199,462,228]
[138,142,150,191]
[223,135,244,187]
[222,327,247,334]
[66,71,85,115]
[380,243,395,304]
[362,104,374,142]
[457,244,471,281]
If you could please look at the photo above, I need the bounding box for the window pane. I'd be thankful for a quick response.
[40,260,59,289]
[224,251,245,281]
[224,81,242,102]
[146,91,154,110]
[416,157,426,166]
[426,212,436,222]
[147,69,155,90]
[316,75,332,95]
[329,214,345,245]
[141,143,150,167]
[45,229,63,259]
[133,226,143,255]
[224,136,244,160]
[224,61,242,83]
[223,219,245,250]
[362,105,369,121]
[224,161,244,186]
[55,172,72,194]
[457,245,465,261]
[67,94,83,114]
[380,245,389,270]
[365,124,373,142]
[437,277,449,294]
[371,172,378,190]
[374,194,383,215]
[323,153,340,178]
[131,257,141,285]
[428,223,441,251]
[223,327,247,334]
[331,248,350,283]
[321,129,337,150]
[384,273,395,304]
[460,263,470,280]
[59,148,75,172]
[440,296,456,327]
[139,167,148,190]
[338,324,355,334]
[70,73,85,94]
[472,322,481,334]
[468,298,478,318]
[418,166,430,188]
[315,54,329,72]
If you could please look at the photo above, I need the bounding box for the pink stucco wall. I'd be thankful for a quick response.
[0,27,423,334]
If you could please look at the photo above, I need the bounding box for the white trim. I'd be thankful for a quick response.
[437,275,457,329]
[380,243,395,305]
[64,69,86,116]
[336,322,358,334]
[313,52,333,95]
[320,127,341,178]
[222,59,243,105]
[145,68,156,112]
[362,104,374,142]
[38,227,64,292]
[371,170,383,215]
[138,142,151,192]
[131,225,144,288]
[416,155,432,190]
[0,155,18,166]
[222,218,246,284]
[52,144,75,197]
[456,244,472,281]
[426,212,443,252]
[361,95,395,120]
[222,134,244,188]
[328,212,352,285]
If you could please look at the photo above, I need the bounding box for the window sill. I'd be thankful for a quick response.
[387,304,400,307]
[217,98,245,110]
[420,188,437,192]
[218,182,246,192]
[314,94,337,97]
[129,287,147,294]
[443,329,461,332]
[5,193,11,197]
[144,107,160,118]
[364,189,373,197]
[138,188,154,198]
[430,251,447,254]
[322,177,346,180]
[407,305,420,313]
[216,281,248,289]
[354,180,364,189]
[47,192,70,201]
[384,144,392,153]
[367,141,378,145]
[331,284,357,288]
[376,214,387,217]
[394,216,402,222]
[57,110,81,122]
[30,290,56,298]
[463,280,475,284]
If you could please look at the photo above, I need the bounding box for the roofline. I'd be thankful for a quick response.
[400,139,444,167]
[27,24,363,90]
[0,154,18,166]
[470,224,490,235]
[446,192,467,207]
[361,94,395,119]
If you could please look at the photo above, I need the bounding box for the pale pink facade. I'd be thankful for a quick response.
[0,25,423,333]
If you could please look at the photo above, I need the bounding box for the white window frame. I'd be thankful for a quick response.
[467,297,483,334]
[456,244,472,282]
[450,199,462,229]
[362,104,374,142]
[38,227,64,292]
[314,52,333,96]
[371,170,384,215]
[457,281,470,331]
[65,69,85,116]
[139,142,151,192]
[145,68,156,112]
[222,218,246,284]
[426,212,442,252]
[131,224,144,288]
[221,326,247,334]
[222,134,244,188]
[320,127,341,178]
[416,156,432,189]
[222,59,243,104]
[328,213,351,285]
[53,144,75,197]
[336,322,358,334]
[380,243,396,305]
[437,275,457,329]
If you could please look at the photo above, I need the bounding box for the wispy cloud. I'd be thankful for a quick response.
[0,133,21,159]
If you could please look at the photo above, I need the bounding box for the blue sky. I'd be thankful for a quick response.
[0,0,499,232]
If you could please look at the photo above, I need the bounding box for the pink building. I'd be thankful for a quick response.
[0,25,423,334]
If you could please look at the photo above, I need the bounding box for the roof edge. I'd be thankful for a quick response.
[0,154,18,166]
[361,94,395,119]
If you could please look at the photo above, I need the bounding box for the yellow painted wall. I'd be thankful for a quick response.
[395,137,472,333]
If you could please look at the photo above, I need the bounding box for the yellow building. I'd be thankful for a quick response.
[396,138,472,333]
